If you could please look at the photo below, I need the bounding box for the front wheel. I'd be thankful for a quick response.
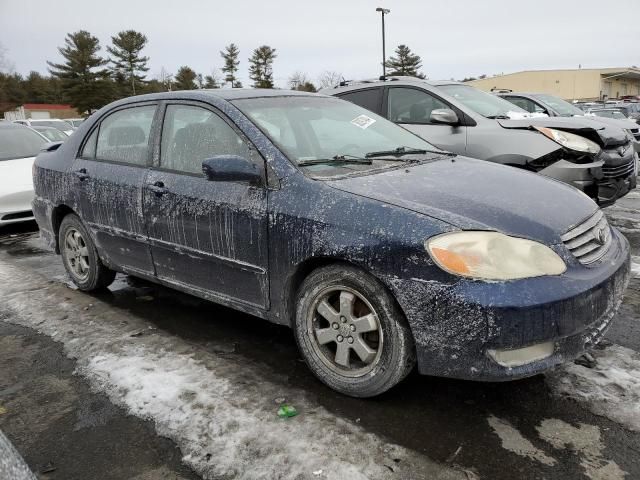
[294,265,415,397]
[59,213,116,291]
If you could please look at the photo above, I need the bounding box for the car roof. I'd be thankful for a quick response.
[324,76,462,94]
[114,89,326,104]
[0,122,32,130]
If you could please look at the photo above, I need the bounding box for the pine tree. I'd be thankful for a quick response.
[248,45,277,89]
[220,43,241,88]
[385,45,425,78]
[107,30,150,96]
[173,66,197,90]
[47,30,112,114]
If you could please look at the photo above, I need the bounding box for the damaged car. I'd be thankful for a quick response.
[325,78,637,206]
[33,90,630,397]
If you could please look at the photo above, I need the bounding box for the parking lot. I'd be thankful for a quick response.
[0,189,637,480]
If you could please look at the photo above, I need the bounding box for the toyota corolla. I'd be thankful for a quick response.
[32,90,630,397]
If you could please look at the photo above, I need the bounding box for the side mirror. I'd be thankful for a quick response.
[202,155,262,184]
[430,108,459,125]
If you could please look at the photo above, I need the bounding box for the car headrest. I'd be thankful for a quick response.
[108,126,146,146]
[410,103,428,122]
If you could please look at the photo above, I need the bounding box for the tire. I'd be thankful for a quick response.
[59,213,116,291]
[294,264,416,397]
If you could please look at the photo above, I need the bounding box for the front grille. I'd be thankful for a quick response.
[601,157,635,179]
[561,210,612,265]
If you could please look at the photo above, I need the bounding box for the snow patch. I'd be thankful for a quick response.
[547,345,640,432]
[487,416,556,466]
[0,259,465,480]
[536,419,626,480]
[630,257,640,278]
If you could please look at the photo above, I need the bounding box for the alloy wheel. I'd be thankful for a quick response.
[63,228,91,281]
[307,286,383,377]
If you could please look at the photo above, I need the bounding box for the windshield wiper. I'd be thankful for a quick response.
[365,146,456,159]
[365,146,427,158]
[298,155,372,167]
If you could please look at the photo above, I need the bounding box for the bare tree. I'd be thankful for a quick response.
[157,66,173,91]
[317,71,343,89]
[0,42,15,73]
[204,68,222,88]
[288,71,310,89]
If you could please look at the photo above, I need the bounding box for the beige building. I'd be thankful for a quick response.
[468,67,640,101]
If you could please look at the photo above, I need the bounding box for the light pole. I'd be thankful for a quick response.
[376,7,390,80]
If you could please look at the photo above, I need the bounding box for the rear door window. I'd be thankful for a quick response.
[160,104,251,175]
[339,88,383,115]
[95,105,156,165]
[387,87,450,124]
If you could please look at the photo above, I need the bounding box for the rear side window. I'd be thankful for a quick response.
[95,105,156,165]
[387,87,449,124]
[160,104,251,175]
[339,88,383,114]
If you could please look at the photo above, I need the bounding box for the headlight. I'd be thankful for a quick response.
[425,232,566,280]
[625,129,636,141]
[534,126,601,154]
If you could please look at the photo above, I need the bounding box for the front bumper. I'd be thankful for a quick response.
[537,143,637,206]
[0,187,35,225]
[389,228,630,381]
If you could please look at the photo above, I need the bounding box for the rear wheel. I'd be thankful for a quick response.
[294,265,415,397]
[59,214,115,291]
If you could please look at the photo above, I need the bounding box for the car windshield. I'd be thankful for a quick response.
[532,94,585,116]
[592,110,627,119]
[612,106,631,116]
[32,120,72,131]
[438,84,528,118]
[0,127,46,161]
[233,96,443,176]
[34,127,68,141]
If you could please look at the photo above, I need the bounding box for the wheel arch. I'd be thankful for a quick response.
[284,256,411,331]
[51,204,78,254]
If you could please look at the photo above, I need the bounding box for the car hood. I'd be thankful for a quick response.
[582,115,639,131]
[497,116,629,148]
[326,156,597,245]
[0,157,36,192]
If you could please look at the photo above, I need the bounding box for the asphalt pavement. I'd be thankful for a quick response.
[0,188,639,480]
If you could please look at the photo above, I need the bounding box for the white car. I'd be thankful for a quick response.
[0,123,47,225]
[13,118,74,136]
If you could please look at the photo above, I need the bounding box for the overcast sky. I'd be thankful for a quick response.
[1,0,639,87]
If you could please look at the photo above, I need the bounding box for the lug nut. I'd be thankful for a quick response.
[349,324,356,332]
[332,323,339,330]
[337,335,344,342]
[340,316,347,323]
[347,337,354,344]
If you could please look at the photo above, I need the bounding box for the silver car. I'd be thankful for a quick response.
[494,92,640,153]
[324,77,637,206]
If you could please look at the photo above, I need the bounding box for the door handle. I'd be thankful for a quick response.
[148,181,168,196]
[73,168,89,181]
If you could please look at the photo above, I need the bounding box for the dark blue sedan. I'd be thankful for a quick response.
[32,90,630,397]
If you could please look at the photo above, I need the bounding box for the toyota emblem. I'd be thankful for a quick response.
[595,226,608,245]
